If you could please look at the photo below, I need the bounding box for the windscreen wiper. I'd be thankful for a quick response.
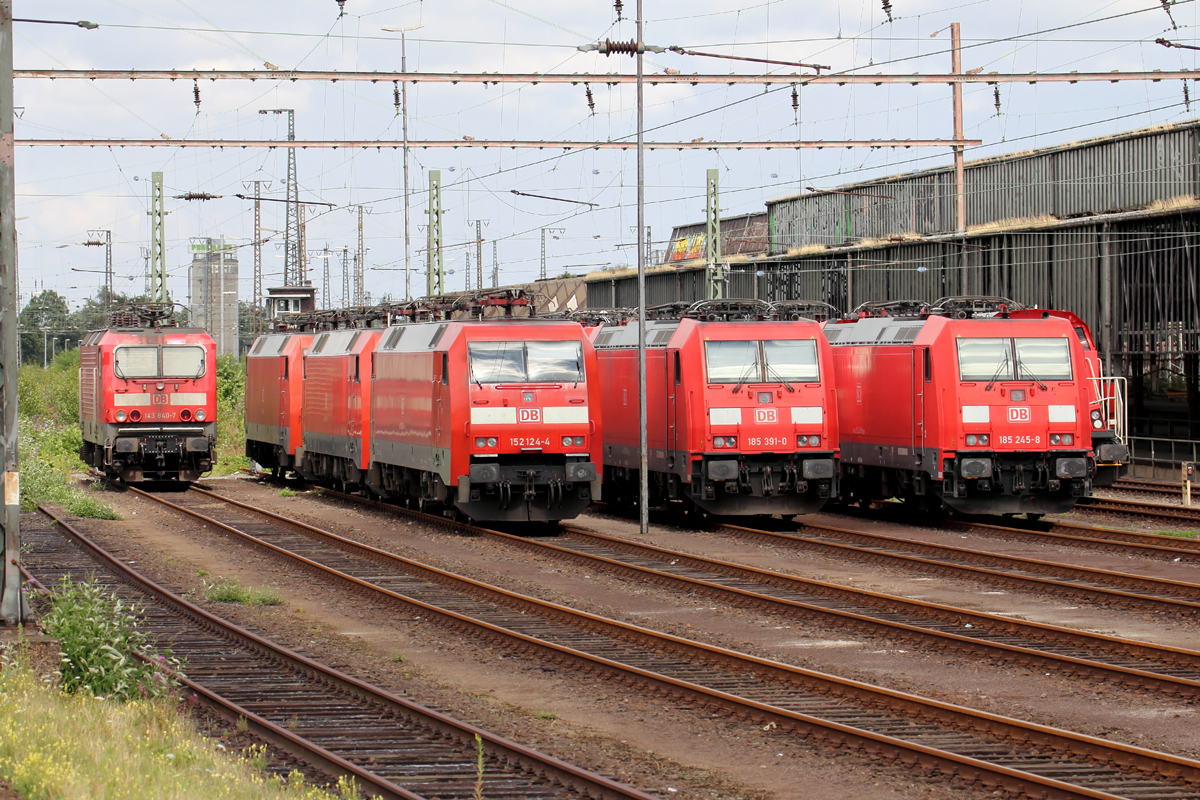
[764,362,795,392]
[732,359,761,394]
[985,350,1011,392]
[1016,357,1049,390]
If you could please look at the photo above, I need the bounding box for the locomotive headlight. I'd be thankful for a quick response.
[1093,418,1104,429]
[156,382,165,391]
[115,410,127,422]
[966,434,978,446]
[487,437,498,447]
[809,435,819,447]
[195,409,206,421]
[1091,410,1102,420]
[573,436,585,446]
[725,437,737,449]
[562,436,573,446]
[714,437,724,448]
[978,434,989,446]
[1050,434,1061,445]
[1061,434,1073,445]
[797,435,808,447]
[475,437,487,447]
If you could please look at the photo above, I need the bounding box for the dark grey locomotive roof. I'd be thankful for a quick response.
[823,317,927,346]
[592,320,681,349]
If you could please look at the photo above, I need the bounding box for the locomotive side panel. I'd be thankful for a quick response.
[245,333,313,471]
[300,329,380,481]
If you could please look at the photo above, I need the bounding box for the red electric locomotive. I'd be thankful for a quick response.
[297,326,382,487]
[79,304,217,482]
[590,300,840,516]
[825,296,1095,517]
[1006,308,1129,486]
[244,330,315,477]
[369,316,602,522]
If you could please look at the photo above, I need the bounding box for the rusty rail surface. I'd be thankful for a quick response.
[116,481,1200,800]
[30,504,652,800]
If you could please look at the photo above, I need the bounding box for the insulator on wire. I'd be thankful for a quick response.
[791,86,799,111]
[1162,0,1178,29]
[585,84,595,114]
[614,0,623,21]
[336,0,346,16]
[882,0,894,22]
[993,85,1001,116]
[1186,82,1192,112]
[193,79,201,112]
[598,38,639,56]
[393,81,401,115]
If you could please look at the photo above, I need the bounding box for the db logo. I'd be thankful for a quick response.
[1008,406,1031,423]
[152,394,169,405]
[754,408,777,424]
[518,407,542,423]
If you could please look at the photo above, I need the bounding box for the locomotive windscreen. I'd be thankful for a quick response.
[115,344,206,379]
[957,338,1072,382]
[162,346,206,377]
[468,341,584,383]
[704,340,819,383]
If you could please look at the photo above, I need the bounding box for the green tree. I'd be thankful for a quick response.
[19,290,73,366]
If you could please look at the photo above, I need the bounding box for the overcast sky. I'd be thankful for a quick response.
[15,0,1200,312]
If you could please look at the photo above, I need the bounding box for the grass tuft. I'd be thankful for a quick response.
[202,578,283,606]
[278,488,297,498]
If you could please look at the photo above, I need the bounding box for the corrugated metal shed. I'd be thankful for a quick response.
[768,119,1200,252]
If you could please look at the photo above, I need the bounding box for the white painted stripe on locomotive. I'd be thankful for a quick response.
[790,406,823,425]
[170,393,207,405]
[470,407,518,425]
[709,407,742,426]
[113,394,152,407]
[1047,404,1076,423]
[962,405,990,423]
[542,406,589,424]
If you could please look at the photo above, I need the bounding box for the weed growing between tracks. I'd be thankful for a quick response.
[202,577,284,606]
[212,354,250,476]
[17,350,118,520]
[39,577,182,702]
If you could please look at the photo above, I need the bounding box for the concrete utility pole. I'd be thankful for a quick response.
[426,170,443,297]
[85,229,112,309]
[540,227,566,280]
[951,22,967,293]
[705,169,723,300]
[356,205,365,305]
[253,180,263,333]
[260,109,298,284]
[149,171,166,302]
[341,246,350,307]
[474,219,484,292]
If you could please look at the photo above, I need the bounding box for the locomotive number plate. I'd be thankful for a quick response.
[995,434,1041,445]
[747,436,790,447]
[511,437,551,447]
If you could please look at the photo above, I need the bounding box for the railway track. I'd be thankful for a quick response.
[117,481,1200,800]
[714,515,1200,615]
[297,485,1200,698]
[26,507,653,800]
[1111,480,1184,498]
[1076,495,1200,525]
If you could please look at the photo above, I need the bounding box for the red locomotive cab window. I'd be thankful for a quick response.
[162,346,206,378]
[674,351,682,385]
[353,355,361,384]
[442,353,450,386]
[923,348,932,382]
[283,358,289,379]
[113,346,158,379]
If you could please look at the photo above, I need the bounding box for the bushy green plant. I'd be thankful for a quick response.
[212,354,249,476]
[39,577,182,701]
[18,419,119,519]
[18,348,80,425]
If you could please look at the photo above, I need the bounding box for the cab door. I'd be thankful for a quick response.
[432,351,449,465]
[666,349,681,468]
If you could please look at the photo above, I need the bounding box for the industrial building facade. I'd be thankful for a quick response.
[587,119,1200,443]
[188,237,239,356]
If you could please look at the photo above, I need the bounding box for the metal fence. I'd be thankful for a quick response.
[1127,435,1200,479]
